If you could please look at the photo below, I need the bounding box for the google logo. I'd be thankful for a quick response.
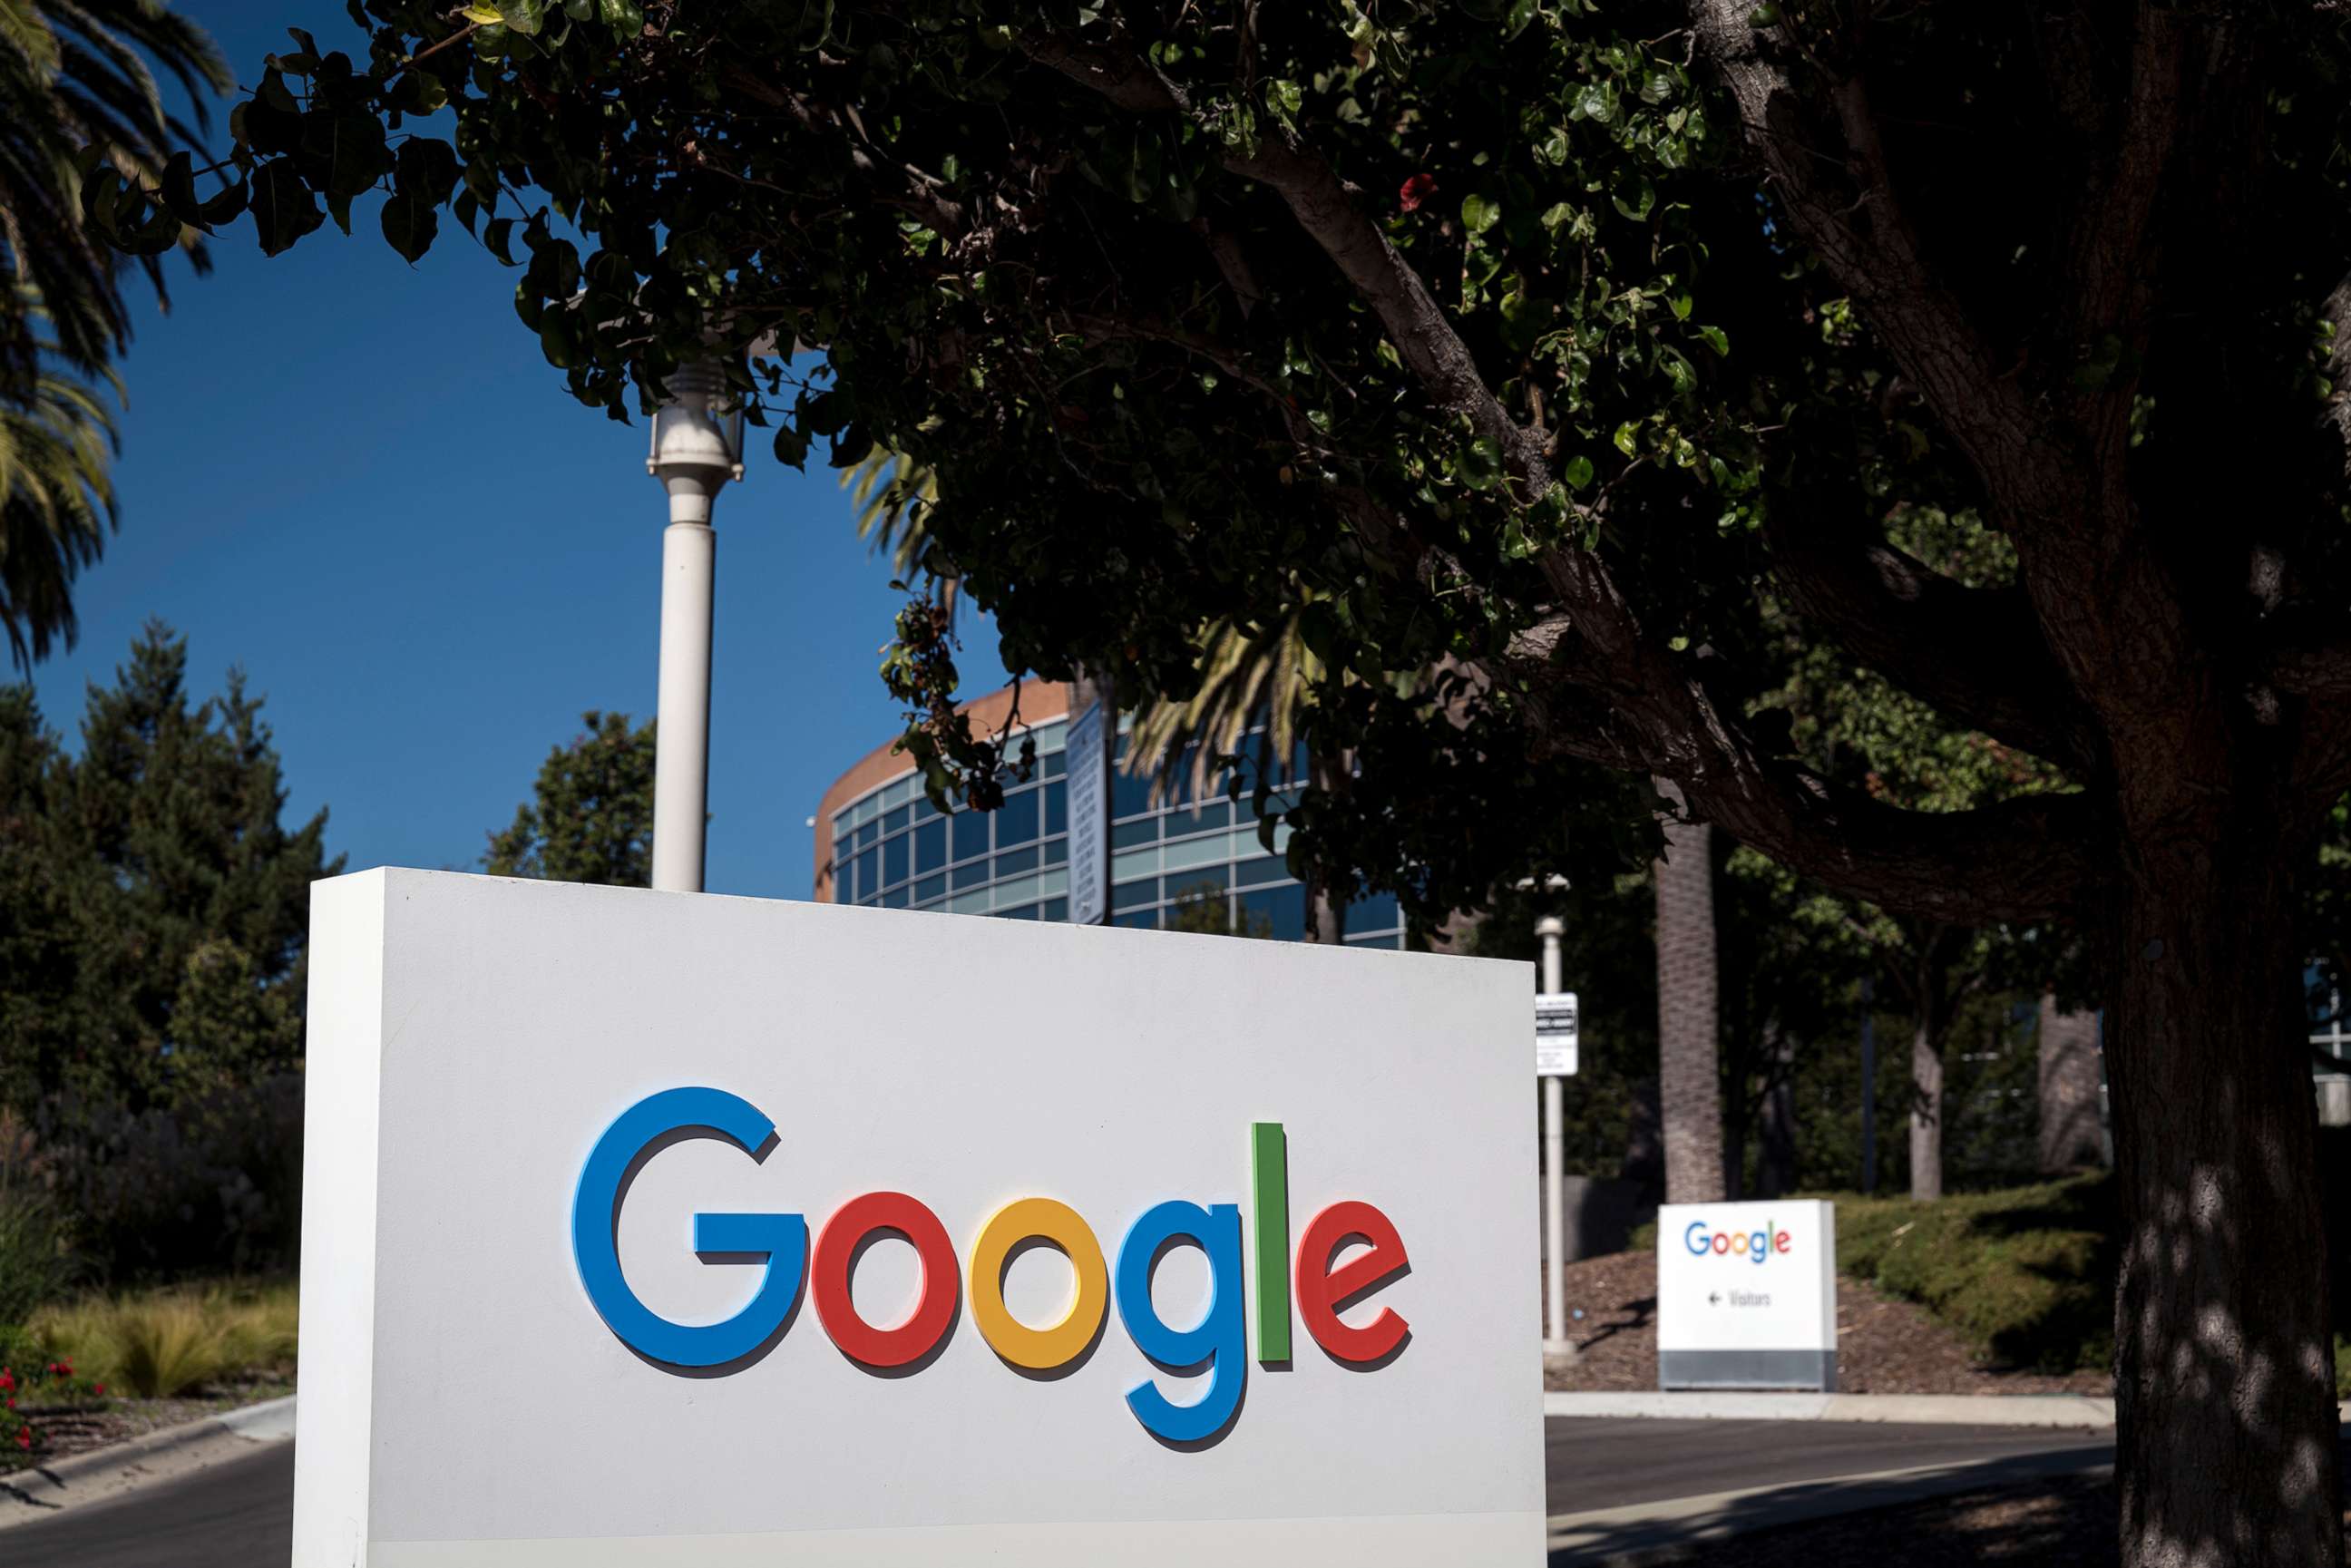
[1684,1220,1793,1264]
[571,1087,1411,1444]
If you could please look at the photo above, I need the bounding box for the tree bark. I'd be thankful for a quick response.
[1759,1028,1798,1200]
[1304,750,1349,944]
[2105,852,2343,1565]
[1908,1013,1944,1203]
[1654,780,1724,1205]
[2037,994,2107,1173]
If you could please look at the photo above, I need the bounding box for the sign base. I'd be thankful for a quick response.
[1658,1349,1837,1392]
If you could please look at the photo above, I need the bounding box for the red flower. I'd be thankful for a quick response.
[0,1370,14,1392]
[1399,172,1437,212]
[93,1384,105,1396]
[15,1427,29,1450]
[5,1397,13,1410]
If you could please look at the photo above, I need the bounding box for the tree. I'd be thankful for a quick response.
[100,5,2351,1556]
[485,711,658,887]
[51,619,335,1110]
[0,0,226,669]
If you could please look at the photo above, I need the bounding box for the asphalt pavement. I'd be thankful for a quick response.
[10,1417,2112,1566]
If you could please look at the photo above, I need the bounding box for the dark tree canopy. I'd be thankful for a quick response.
[83,3,2351,1562]
[483,709,657,886]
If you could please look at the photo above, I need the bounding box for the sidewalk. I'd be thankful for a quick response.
[0,1397,295,1529]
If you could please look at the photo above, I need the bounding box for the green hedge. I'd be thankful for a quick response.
[1831,1174,2116,1372]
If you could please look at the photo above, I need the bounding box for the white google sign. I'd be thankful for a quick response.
[1654,1199,1837,1390]
[294,870,1542,1565]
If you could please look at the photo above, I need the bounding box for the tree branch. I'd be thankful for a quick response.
[1688,1,2048,497]
[1021,25,1548,493]
[1763,517,2096,772]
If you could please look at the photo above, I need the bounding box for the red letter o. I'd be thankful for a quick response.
[812,1192,959,1368]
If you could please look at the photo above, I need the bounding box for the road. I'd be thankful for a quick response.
[11,1417,2111,1566]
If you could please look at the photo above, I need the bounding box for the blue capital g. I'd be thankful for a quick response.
[571,1086,805,1368]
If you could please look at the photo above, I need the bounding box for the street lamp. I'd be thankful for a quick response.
[1536,913,1571,1357]
[646,359,745,893]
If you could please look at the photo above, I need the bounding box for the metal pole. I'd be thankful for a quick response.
[651,518,715,891]
[646,359,740,893]
[1538,914,1570,1355]
[1859,976,1878,1194]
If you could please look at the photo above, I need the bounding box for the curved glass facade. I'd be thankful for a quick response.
[826,716,1405,948]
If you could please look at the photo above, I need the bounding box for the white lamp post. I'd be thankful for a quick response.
[646,359,744,892]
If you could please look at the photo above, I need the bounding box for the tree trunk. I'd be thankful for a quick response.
[2037,993,2106,1173]
[1759,1028,1797,1199]
[1909,1012,1944,1203]
[2105,853,2342,1565]
[1304,750,1349,944]
[1654,780,1724,1205]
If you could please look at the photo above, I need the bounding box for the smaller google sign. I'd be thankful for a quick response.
[1655,1199,1836,1391]
[574,1087,1409,1443]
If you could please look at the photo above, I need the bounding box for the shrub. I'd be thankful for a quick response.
[0,1115,76,1324]
[33,1076,303,1281]
[32,1281,298,1399]
[1835,1173,2115,1372]
[0,1325,109,1469]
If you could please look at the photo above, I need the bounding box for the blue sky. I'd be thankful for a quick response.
[26,0,1007,901]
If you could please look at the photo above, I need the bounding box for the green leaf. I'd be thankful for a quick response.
[1611,176,1656,222]
[159,151,200,224]
[597,0,644,31]
[1505,0,1539,37]
[1564,454,1595,489]
[250,160,323,256]
[1697,325,1731,357]
[1460,192,1502,235]
[380,190,438,262]
[1460,435,1503,490]
[483,217,516,265]
[773,424,811,469]
[1613,421,1640,457]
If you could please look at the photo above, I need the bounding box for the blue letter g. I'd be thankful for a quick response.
[571,1086,805,1369]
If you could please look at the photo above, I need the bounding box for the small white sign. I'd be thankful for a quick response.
[1065,701,1107,925]
[1655,1200,1836,1390]
[1535,991,1578,1077]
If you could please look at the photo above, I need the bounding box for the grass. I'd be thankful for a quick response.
[31,1280,298,1398]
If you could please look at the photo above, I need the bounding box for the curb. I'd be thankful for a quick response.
[1544,1390,2118,1427]
[0,1395,295,1529]
[1545,1442,2112,1563]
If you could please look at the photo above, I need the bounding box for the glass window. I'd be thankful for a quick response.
[883,804,909,835]
[1171,864,1229,893]
[1113,878,1160,911]
[994,847,1038,879]
[854,847,878,900]
[997,904,1039,920]
[1042,837,1068,867]
[916,874,946,904]
[883,884,911,910]
[883,833,909,888]
[1113,766,1154,821]
[952,808,990,862]
[1044,751,1067,778]
[951,861,992,891]
[1350,891,1400,931]
[1044,897,1068,921]
[1046,780,1068,835]
[997,788,1039,846]
[855,818,880,849]
[1166,802,1231,838]
[1234,855,1289,888]
[914,818,946,874]
[1243,883,1306,941]
[1113,908,1158,930]
[912,794,939,820]
[1113,818,1158,851]
[1346,930,1404,950]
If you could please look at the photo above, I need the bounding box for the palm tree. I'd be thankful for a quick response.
[0,0,226,667]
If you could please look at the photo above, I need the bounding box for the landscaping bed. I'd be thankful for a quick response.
[2,1281,295,1473]
[1542,1246,2110,1395]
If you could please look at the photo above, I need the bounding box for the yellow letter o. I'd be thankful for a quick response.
[968,1197,1108,1371]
